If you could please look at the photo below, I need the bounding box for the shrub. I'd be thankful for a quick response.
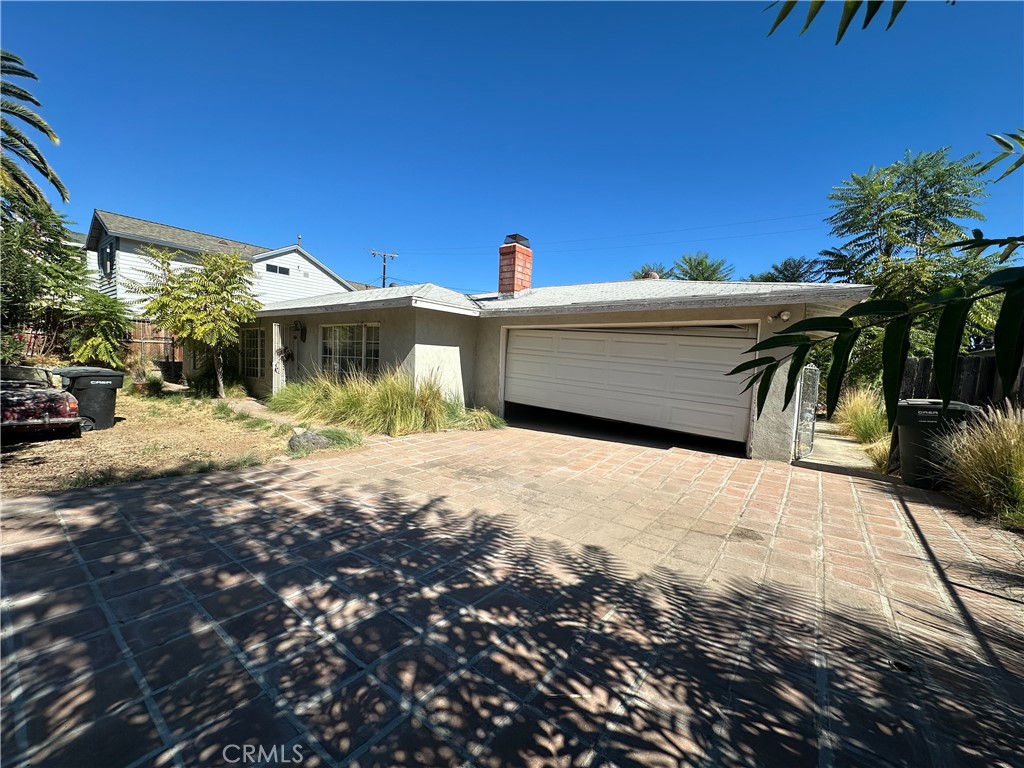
[863,437,893,474]
[933,404,1024,530]
[66,289,133,368]
[269,368,505,437]
[834,387,889,445]
[1,332,26,364]
[318,428,363,449]
[144,372,164,397]
[187,352,250,398]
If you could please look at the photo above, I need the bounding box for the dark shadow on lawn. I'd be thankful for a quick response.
[1,467,1022,767]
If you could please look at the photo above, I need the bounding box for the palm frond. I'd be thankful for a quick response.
[1,99,58,141]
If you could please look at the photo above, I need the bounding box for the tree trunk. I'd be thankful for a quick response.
[214,344,226,399]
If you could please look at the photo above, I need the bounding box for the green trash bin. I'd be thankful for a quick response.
[52,366,125,431]
[896,399,981,489]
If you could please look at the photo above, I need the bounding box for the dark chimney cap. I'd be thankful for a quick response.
[503,234,531,247]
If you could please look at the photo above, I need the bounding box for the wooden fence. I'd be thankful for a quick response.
[900,354,1022,406]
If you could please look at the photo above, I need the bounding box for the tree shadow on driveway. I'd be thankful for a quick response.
[1,466,1021,767]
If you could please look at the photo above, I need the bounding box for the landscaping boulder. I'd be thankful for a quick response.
[288,430,331,453]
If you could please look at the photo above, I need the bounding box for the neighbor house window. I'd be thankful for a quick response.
[321,324,380,375]
[240,328,265,378]
[266,264,290,275]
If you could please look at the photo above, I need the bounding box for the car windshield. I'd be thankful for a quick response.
[1,366,50,384]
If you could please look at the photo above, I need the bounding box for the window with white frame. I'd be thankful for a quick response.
[240,328,265,378]
[321,324,380,376]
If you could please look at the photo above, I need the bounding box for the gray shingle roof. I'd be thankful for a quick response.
[88,210,271,259]
[259,283,478,315]
[470,280,874,316]
[259,278,873,318]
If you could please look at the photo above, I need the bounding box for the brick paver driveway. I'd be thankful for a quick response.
[2,427,1022,767]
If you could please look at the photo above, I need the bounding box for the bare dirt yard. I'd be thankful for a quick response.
[1,393,304,497]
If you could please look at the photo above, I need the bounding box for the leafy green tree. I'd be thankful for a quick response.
[630,262,672,280]
[126,248,260,398]
[748,257,825,283]
[672,251,735,281]
[756,4,1022,448]
[0,197,88,355]
[1,50,68,207]
[821,149,987,281]
[733,133,1023,430]
[66,290,133,368]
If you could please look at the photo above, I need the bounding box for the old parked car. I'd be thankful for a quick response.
[1,365,81,438]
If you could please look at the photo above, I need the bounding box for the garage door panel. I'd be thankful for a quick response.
[505,328,753,442]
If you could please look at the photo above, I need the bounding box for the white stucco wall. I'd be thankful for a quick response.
[412,309,478,402]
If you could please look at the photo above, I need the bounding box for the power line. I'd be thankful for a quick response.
[370,250,397,288]
[393,211,829,254]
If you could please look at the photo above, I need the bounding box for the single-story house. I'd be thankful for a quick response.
[212,235,871,462]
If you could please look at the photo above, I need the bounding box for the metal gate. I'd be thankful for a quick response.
[793,364,820,460]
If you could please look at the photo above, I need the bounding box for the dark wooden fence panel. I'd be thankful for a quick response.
[899,354,1022,406]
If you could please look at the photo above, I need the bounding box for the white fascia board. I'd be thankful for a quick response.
[409,298,480,317]
[477,286,874,318]
[257,296,416,317]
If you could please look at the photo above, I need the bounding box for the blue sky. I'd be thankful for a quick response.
[5,1,1022,293]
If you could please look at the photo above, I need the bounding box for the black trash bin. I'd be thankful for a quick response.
[52,366,125,431]
[896,399,981,489]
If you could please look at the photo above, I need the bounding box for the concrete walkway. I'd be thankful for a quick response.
[2,426,1021,767]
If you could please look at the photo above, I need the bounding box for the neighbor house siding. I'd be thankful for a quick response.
[113,238,201,314]
[252,249,350,304]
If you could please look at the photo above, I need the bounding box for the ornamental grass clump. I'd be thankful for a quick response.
[268,368,504,437]
[834,387,889,445]
[933,403,1024,531]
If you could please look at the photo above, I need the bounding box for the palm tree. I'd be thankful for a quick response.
[748,257,826,283]
[672,251,734,281]
[1,50,68,206]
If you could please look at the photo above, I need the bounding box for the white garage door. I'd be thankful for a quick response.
[504,327,756,442]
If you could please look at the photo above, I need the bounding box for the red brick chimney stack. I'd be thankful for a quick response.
[498,234,532,294]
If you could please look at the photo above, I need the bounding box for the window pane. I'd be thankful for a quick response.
[322,324,380,375]
[241,329,264,378]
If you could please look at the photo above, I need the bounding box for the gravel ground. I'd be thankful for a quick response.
[0,392,296,497]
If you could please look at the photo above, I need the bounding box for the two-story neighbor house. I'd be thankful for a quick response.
[82,210,372,369]
[83,210,367,309]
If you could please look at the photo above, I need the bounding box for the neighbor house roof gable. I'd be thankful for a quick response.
[85,210,272,259]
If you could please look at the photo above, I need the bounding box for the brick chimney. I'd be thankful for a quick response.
[498,234,532,294]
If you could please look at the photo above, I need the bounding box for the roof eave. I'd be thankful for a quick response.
[257,293,481,318]
[476,286,874,318]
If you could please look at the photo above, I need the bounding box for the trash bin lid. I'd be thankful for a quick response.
[51,366,124,378]
[898,398,981,412]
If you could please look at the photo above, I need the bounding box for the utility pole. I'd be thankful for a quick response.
[371,250,398,288]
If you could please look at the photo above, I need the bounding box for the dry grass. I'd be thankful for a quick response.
[1,394,295,496]
[834,387,889,446]
[268,368,505,437]
[863,437,893,474]
[933,403,1024,530]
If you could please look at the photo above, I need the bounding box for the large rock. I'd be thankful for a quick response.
[288,431,331,453]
